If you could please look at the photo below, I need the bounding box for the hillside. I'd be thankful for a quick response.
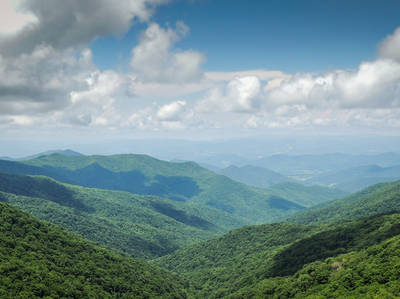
[0,154,306,224]
[308,164,400,192]
[235,233,400,298]
[289,180,400,225]
[218,165,293,188]
[0,172,238,259]
[157,213,400,298]
[0,202,187,298]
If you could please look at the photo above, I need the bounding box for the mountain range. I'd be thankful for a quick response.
[1,151,400,297]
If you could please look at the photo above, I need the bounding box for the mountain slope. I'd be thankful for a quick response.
[235,234,400,298]
[0,202,187,298]
[157,213,400,298]
[0,154,305,224]
[289,180,400,225]
[0,172,237,259]
[218,165,293,188]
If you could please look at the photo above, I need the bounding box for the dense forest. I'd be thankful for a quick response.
[0,154,344,223]
[157,212,400,297]
[1,153,400,297]
[0,202,187,298]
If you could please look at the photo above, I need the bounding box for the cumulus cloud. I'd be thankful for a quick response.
[125,101,193,130]
[130,22,205,83]
[157,100,187,121]
[264,59,400,109]
[196,76,261,113]
[65,70,124,126]
[0,46,95,116]
[1,0,400,133]
[379,27,400,62]
[0,0,167,129]
[0,0,167,56]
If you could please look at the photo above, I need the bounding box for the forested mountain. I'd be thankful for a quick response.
[0,202,187,298]
[0,172,236,259]
[308,164,400,192]
[289,180,400,225]
[157,212,400,298]
[218,164,293,188]
[0,154,307,224]
[2,152,400,298]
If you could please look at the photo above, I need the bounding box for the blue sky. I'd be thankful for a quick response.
[0,0,400,155]
[91,0,400,72]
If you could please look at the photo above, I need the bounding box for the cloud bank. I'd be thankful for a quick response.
[0,0,399,134]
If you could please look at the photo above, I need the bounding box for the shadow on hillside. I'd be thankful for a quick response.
[0,173,92,212]
[269,214,400,277]
[150,201,216,230]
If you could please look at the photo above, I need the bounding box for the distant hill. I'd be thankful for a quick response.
[288,180,400,225]
[266,182,348,207]
[0,154,306,224]
[157,212,400,298]
[218,164,293,188]
[0,156,13,161]
[0,202,187,298]
[250,152,400,180]
[0,172,231,259]
[18,149,83,160]
[308,164,400,192]
[1,149,83,161]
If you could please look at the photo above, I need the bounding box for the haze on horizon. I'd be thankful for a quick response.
[0,0,399,157]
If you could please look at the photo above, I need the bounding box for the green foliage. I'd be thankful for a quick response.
[289,180,400,225]
[157,213,400,298]
[1,154,307,224]
[236,234,400,298]
[0,202,188,298]
[0,172,227,259]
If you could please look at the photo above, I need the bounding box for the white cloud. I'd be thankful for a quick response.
[0,0,38,35]
[65,70,124,126]
[0,0,166,129]
[157,100,187,121]
[1,0,400,134]
[0,0,167,56]
[264,59,400,109]
[130,22,205,83]
[196,76,261,113]
[129,78,212,98]
[379,27,400,62]
[0,46,95,116]
[205,70,290,82]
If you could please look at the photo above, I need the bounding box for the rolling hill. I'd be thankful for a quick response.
[0,154,307,224]
[0,172,237,259]
[157,212,400,298]
[0,202,187,298]
[288,180,400,225]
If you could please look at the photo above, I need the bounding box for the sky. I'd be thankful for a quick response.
[0,0,400,156]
